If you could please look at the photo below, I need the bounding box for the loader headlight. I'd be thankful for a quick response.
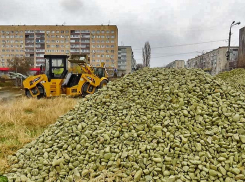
[30,81,33,85]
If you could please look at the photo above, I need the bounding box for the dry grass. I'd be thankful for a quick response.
[0,97,77,173]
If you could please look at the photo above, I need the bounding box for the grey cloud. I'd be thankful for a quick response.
[60,0,84,13]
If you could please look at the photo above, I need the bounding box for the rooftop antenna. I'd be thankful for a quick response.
[62,22,66,26]
[108,20,110,26]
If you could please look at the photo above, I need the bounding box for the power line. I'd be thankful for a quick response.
[133,39,227,50]
[134,49,213,59]
[118,24,227,33]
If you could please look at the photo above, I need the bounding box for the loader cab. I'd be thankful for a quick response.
[44,55,68,80]
[93,67,106,78]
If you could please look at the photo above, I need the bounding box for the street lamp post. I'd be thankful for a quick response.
[227,21,241,61]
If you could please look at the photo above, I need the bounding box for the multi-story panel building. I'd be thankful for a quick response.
[117,46,135,76]
[0,25,118,72]
[238,27,245,68]
[165,60,185,68]
[187,46,239,75]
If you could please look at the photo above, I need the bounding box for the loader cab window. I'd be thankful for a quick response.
[44,55,68,80]
[52,59,64,78]
[93,67,105,78]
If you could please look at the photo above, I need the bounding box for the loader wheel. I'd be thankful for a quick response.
[81,82,89,97]
[25,89,32,98]
[37,84,45,99]
[99,80,108,89]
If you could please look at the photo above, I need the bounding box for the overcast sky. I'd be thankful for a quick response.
[0,0,245,67]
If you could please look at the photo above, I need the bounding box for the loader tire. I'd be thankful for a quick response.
[37,84,45,99]
[99,80,108,89]
[25,89,32,98]
[81,82,89,97]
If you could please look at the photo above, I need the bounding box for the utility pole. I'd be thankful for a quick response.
[15,58,18,87]
[227,21,240,61]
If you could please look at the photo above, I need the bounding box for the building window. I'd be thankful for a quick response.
[111,50,114,53]
[47,45,50,48]
[106,30,110,33]
[51,31,55,33]
[92,45,95,48]
[97,36,100,38]
[65,30,69,33]
[56,40,59,43]
[96,30,100,34]
[101,35,105,38]
[111,40,114,43]
[111,45,114,48]
[111,36,115,38]
[61,30,64,33]
[111,31,114,33]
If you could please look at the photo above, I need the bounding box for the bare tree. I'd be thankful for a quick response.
[136,63,144,70]
[7,57,32,75]
[142,41,151,67]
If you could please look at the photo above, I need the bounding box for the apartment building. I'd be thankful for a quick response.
[0,25,118,72]
[165,60,185,68]
[238,27,245,68]
[117,46,136,76]
[187,46,239,75]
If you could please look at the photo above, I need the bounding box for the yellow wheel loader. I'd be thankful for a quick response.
[23,54,108,98]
